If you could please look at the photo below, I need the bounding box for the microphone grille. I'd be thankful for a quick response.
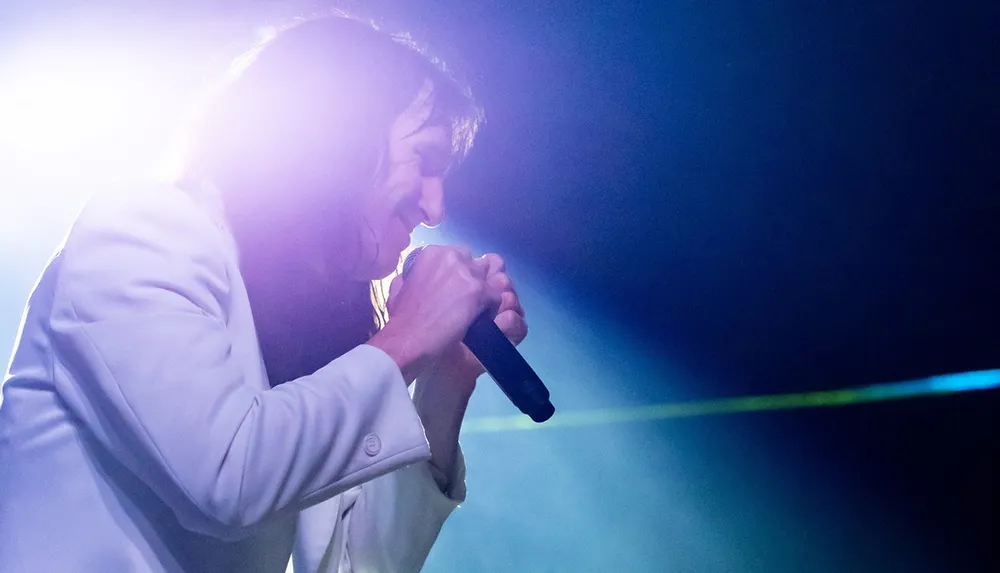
[401,246,425,278]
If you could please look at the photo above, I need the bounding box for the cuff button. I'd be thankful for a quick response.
[363,433,382,457]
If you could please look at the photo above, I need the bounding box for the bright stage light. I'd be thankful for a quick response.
[0,48,170,181]
[0,39,195,254]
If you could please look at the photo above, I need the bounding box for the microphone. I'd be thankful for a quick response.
[402,247,555,423]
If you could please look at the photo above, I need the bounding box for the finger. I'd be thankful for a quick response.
[486,271,512,293]
[425,244,472,266]
[487,273,523,317]
[467,255,491,280]
[481,253,506,276]
[495,310,528,346]
[498,289,525,317]
[479,277,504,315]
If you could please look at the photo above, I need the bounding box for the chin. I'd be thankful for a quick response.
[367,249,405,280]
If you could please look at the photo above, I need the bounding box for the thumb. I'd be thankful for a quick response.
[386,274,405,316]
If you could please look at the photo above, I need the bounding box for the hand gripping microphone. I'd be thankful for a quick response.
[402,247,555,423]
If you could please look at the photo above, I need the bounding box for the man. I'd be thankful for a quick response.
[0,14,526,572]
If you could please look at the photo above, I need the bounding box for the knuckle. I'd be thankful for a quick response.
[423,245,446,263]
[484,252,504,268]
[467,258,490,278]
[488,282,504,300]
[501,290,516,308]
[494,272,511,290]
[446,247,473,267]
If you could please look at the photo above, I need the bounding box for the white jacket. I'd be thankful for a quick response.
[0,180,464,572]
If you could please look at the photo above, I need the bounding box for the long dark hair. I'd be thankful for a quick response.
[177,13,483,385]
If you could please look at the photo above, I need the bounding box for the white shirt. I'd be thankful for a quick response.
[0,180,465,572]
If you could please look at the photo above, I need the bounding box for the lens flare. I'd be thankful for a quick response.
[463,369,1000,433]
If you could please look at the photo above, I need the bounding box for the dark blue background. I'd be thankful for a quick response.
[377,2,1000,569]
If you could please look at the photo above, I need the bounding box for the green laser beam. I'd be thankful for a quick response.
[462,369,1000,434]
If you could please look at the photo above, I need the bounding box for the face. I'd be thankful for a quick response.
[342,83,453,280]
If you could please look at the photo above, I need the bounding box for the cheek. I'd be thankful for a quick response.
[359,190,404,247]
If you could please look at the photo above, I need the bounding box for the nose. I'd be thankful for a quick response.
[418,176,445,227]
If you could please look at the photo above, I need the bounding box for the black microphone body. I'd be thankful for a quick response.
[402,248,555,423]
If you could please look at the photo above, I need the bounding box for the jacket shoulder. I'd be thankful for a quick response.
[69,180,228,250]
[53,179,236,322]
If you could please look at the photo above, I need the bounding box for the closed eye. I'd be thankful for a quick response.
[416,147,450,178]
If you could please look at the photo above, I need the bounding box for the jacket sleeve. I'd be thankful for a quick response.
[292,375,468,573]
[292,450,465,573]
[47,190,432,540]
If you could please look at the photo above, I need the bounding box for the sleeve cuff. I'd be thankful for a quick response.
[295,344,432,507]
[354,345,466,502]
